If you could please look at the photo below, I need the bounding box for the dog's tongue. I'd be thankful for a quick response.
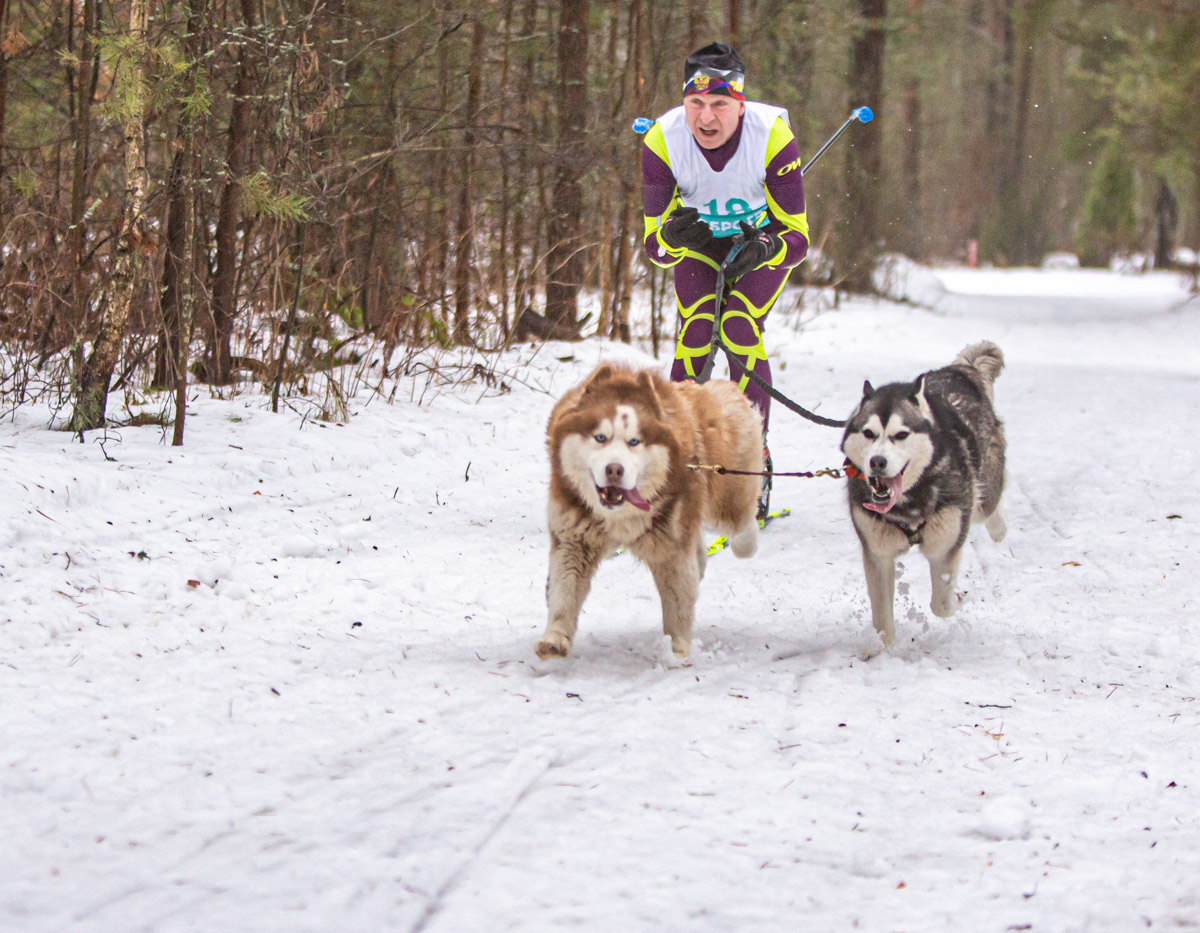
[863,474,903,515]
[623,486,652,512]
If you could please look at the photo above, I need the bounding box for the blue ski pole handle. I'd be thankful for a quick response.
[632,117,655,134]
[801,105,874,176]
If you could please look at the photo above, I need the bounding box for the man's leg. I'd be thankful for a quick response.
[669,253,721,383]
[719,265,792,433]
[722,266,792,519]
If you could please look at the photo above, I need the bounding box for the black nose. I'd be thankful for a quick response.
[605,462,624,484]
[869,455,888,473]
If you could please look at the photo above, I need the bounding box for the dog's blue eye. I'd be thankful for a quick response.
[594,433,607,443]
[628,438,641,447]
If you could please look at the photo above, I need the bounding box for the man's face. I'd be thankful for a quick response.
[684,93,744,149]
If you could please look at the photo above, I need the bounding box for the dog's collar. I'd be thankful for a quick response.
[842,458,862,479]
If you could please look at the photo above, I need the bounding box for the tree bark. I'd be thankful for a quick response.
[842,0,886,292]
[208,0,256,384]
[509,0,538,336]
[543,0,588,335]
[65,0,95,350]
[901,78,922,260]
[171,0,205,446]
[496,0,516,341]
[154,131,188,388]
[0,0,10,225]
[452,15,484,345]
[1154,178,1177,270]
[70,0,150,431]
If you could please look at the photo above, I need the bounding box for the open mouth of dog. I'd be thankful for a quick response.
[596,485,652,512]
[863,472,904,514]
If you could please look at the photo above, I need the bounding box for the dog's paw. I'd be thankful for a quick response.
[985,508,1008,543]
[930,591,960,618]
[534,632,572,659]
[658,635,693,668]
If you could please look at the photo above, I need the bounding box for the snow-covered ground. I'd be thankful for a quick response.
[2,267,1198,932]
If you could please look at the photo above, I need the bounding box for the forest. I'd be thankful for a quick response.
[0,0,1196,434]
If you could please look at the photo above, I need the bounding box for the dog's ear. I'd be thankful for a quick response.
[911,374,934,420]
[862,380,875,399]
[634,371,665,419]
[582,364,615,394]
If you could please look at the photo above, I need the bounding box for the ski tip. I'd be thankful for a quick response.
[853,106,874,124]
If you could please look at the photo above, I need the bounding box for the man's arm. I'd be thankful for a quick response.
[760,117,809,270]
[641,124,689,268]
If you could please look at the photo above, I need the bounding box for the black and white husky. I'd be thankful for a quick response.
[840,342,1008,647]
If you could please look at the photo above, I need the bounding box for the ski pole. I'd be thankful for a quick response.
[800,106,873,175]
[696,231,746,383]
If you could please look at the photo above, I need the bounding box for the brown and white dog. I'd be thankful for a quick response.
[535,363,763,660]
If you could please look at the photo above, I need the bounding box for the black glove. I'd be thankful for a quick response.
[723,221,784,278]
[659,206,714,252]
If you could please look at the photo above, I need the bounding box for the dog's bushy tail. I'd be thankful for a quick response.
[956,341,1004,400]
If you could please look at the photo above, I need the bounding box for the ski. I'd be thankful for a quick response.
[706,508,791,556]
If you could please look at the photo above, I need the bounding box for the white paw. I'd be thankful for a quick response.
[931,591,960,618]
[986,513,1008,543]
[534,631,572,659]
[658,635,693,668]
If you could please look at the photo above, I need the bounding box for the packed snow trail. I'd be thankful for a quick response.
[1,267,1197,932]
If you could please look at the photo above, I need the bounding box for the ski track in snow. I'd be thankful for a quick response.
[2,268,1199,932]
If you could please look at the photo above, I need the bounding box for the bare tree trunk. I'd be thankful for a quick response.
[426,30,452,339]
[70,0,150,431]
[209,0,256,384]
[1154,178,1178,270]
[597,186,614,336]
[596,0,621,340]
[65,0,95,350]
[613,0,643,344]
[452,15,484,345]
[901,78,922,259]
[171,0,204,445]
[842,0,885,293]
[686,0,705,52]
[0,0,10,225]
[172,125,198,446]
[543,0,588,335]
[509,0,538,332]
[1002,0,1037,264]
[613,184,634,342]
[496,0,515,340]
[154,131,188,387]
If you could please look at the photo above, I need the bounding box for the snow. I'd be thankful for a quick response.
[3,267,1199,932]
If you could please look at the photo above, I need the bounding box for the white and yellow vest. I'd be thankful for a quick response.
[654,101,791,238]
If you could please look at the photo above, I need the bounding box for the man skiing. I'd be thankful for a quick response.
[641,42,809,520]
